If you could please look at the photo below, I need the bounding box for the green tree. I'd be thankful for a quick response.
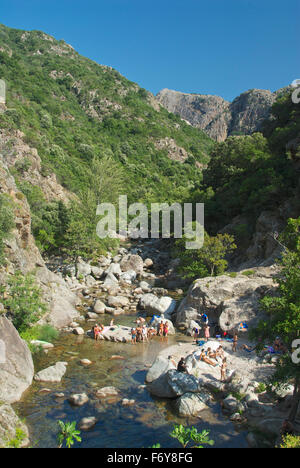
[175,226,236,279]
[251,217,300,423]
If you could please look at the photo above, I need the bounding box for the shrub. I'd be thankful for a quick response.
[0,194,14,264]
[279,434,300,448]
[0,271,47,333]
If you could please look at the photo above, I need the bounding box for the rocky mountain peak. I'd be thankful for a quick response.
[156,87,280,141]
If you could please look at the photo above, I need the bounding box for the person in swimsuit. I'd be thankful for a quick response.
[131,328,137,345]
[136,326,143,342]
[204,325,210,341]
[199,349,217,367]
[94,324,100,341]
[220,357,227,381]
[142,325,148,342]
[163,322,169,341]
[207,347,217,360]
[232,332,238,352]
[158,321,164,338]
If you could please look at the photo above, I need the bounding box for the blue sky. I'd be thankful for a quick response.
[1,0,299,101]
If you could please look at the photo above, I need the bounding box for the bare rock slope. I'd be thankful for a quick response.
[156,88,277,141]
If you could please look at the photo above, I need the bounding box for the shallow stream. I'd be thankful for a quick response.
[15,313,249,448]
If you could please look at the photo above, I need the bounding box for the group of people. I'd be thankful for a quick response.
[131,317,170,344]
[176,344,228,382]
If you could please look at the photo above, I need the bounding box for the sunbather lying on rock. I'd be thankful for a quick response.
[199,349,217,367]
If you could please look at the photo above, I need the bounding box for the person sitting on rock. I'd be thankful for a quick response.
[177,357,187,373]
[199,349,217,367]
[207,347,217,360]
[216,345,225,358]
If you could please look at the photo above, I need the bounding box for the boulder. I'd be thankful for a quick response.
[76,260,91,278]
[34,362,67,383]
[106,263,122,278]
[68,393,89,406]
[95,386,119,398]
[174,391,211,416]
[93,300,106,314]
[0,404,29,448]
[144,258,154,268]
[148,370,201,398]
[0,316,34,404]
[73,327,85,335]
[120,254,144,275]
[175,270,275,333]
[146,356,176,383]
[150,316,175,335]
[223,395,239,412]
[78,417,97,431]
[30,340,54,350]
[120,270,137,283]
[85,275,97,287]
[103,273,119,288]
[91,266,103,279]
[139,293,177,317]
[107,296,130,308]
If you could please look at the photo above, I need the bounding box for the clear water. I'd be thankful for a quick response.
[14,313,249,448]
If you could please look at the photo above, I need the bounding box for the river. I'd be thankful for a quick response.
[14,312,249,448]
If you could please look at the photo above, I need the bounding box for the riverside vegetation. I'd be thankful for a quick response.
[0,23,299,448]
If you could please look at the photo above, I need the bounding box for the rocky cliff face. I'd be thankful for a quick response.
[156,88,277,141]
[0,133,79,329]
[0,316,34,447]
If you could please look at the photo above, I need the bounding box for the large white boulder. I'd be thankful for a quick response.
[175,270,276,332]
[0,317,34,404]
[34,362,67,383]
[120,254,144,275]
[174,391,211,416]
[139,293,177,317]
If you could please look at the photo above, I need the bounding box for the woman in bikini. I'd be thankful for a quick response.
[232,332,238,352]
[94,324,103,341]
[207,347,217,360]
[163,322,169,341]
[199,349,217,367]
[220,357,227,381]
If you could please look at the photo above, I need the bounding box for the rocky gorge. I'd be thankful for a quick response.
[1,230,298,448]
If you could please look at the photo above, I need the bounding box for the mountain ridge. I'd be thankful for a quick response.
[156,86,290,141]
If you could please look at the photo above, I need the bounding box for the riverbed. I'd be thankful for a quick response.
[14,312,249,448]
